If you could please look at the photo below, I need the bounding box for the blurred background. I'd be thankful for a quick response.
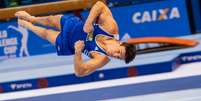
[0,0,201,101]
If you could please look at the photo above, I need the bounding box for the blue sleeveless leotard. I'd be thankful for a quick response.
[55,15,116,57]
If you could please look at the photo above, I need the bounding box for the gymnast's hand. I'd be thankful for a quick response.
[83,22,94,33]
[74,40,85,54]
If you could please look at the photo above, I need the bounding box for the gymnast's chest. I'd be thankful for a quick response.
[82,41,98,56]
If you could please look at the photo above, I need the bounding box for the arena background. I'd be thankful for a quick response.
[0,0,201,101]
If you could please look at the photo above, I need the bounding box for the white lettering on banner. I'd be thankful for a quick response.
[10,83,32,90]
[4,46,17,54]
[132,7,181,24]
[121,33,131,42]
[0,30,18,57]
[181,55,201,62]
[0,31,7,38]
[0,26,30,58]
[169,7,180,19]
[0,38,18,47]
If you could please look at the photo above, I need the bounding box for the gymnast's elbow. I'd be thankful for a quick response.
[75,71,87,77]
[74,65,92,77]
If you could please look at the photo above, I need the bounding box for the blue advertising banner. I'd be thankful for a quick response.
[110,0,192,39]
[0,21,56,60]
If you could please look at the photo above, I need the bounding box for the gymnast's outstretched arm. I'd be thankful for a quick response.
[74,41,109,77]
[84,1,119,34]
[15,11,63,30]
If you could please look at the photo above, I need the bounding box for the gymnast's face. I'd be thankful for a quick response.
[104,39,126,60]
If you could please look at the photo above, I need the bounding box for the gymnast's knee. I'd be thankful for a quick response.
[47,15,62,28]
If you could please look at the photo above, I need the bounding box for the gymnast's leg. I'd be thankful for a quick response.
[18,19,59,45]
[15,11,63,30]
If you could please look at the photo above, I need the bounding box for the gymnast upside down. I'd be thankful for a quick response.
[15,1,136,77]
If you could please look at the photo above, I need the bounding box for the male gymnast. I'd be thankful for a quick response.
[15,1,136,77]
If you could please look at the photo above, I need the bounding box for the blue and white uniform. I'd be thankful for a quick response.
[55,15,117,57]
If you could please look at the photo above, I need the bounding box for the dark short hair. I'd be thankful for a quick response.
[121,42,136,64]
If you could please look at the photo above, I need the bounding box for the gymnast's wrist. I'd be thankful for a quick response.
[75,50,82,55]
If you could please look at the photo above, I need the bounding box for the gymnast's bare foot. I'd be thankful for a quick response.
[18,19,33,29]
[15,11,35,23]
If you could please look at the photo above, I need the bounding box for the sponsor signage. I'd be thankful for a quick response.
[10,83,33,90]
[110,0,192,39]
[0,21,56,60]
